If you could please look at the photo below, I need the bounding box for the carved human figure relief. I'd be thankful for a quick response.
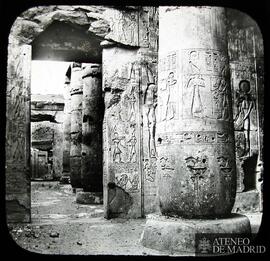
[144,81,157,158]
[186,76,205,117]
[126,85,137,122]
[161,72,177,121]
[127,124,137,163]
[115,173,129,189]
[112,127,126,163]
[126,13,137,44]
[115,171,140,192]
[129,173,140,192]
[143,158,157,182]
[185,50,206,118]
[234,80,255,157]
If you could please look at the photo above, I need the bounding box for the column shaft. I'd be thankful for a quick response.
[157,6,236,218]
[62,76,71,176]
[70,63,83,188]
[81,64,103,192]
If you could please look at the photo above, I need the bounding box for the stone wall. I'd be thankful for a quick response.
[102,7,158,218]
[6,44,31,222]
[227,9,264,212]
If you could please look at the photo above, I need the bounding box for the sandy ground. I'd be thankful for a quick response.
[7,181,263,256]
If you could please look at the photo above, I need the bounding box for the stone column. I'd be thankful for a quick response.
[70,63,83,189]
[141,7,251,254]
[61,73,72,184]
[76,64,103,204]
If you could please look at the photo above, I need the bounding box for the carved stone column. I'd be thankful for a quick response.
[61,73,72,184]
[76,64,103,204]
[70,63,83,189]
[141,6,251,254]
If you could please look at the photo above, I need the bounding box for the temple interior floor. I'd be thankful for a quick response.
[7,181,262,256]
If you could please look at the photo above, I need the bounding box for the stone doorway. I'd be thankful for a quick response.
[6,11,105,222]
[29,20,104,219]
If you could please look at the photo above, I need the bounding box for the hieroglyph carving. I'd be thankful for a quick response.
[185,155,208,207]
[115,171,140,193]
[143,158,157,182]
[159,156,175,178]
[217,156,233,181]
[158,131,233,145]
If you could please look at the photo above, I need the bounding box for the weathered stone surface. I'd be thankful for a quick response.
[76,192,103,204]
[141,214,251,254]
[157,7,236,218]
[106,183,133,218]
[70,63,83,188]
[6,44,31,223]
[102,47,142,218]
[102,15,158,217]
[81,64,103,192]
[62,74,71,176]
[52,124,64,179]
[233,190,260,213]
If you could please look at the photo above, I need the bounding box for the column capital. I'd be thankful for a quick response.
[82,64,101,79]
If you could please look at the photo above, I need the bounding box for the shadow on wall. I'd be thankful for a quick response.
[243,153,258,192]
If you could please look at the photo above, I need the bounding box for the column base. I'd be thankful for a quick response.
[140,213,251,255]
[76,192,103,204]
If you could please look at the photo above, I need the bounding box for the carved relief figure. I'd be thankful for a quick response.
[126,13,137,44]
[127,124,137,163]
[186,76,205,117]
[129,173,140,192]
[115,172,140,192]
[127,85,137,122]
[143,158,157,182]
[111,12,127,42]
[234,80,255,156]
[144,82,157,158]
[115,173,129,190]
[186,50,205,117]
[212,78,230,120]
[161,72,177,121]
[112,127,125,163]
